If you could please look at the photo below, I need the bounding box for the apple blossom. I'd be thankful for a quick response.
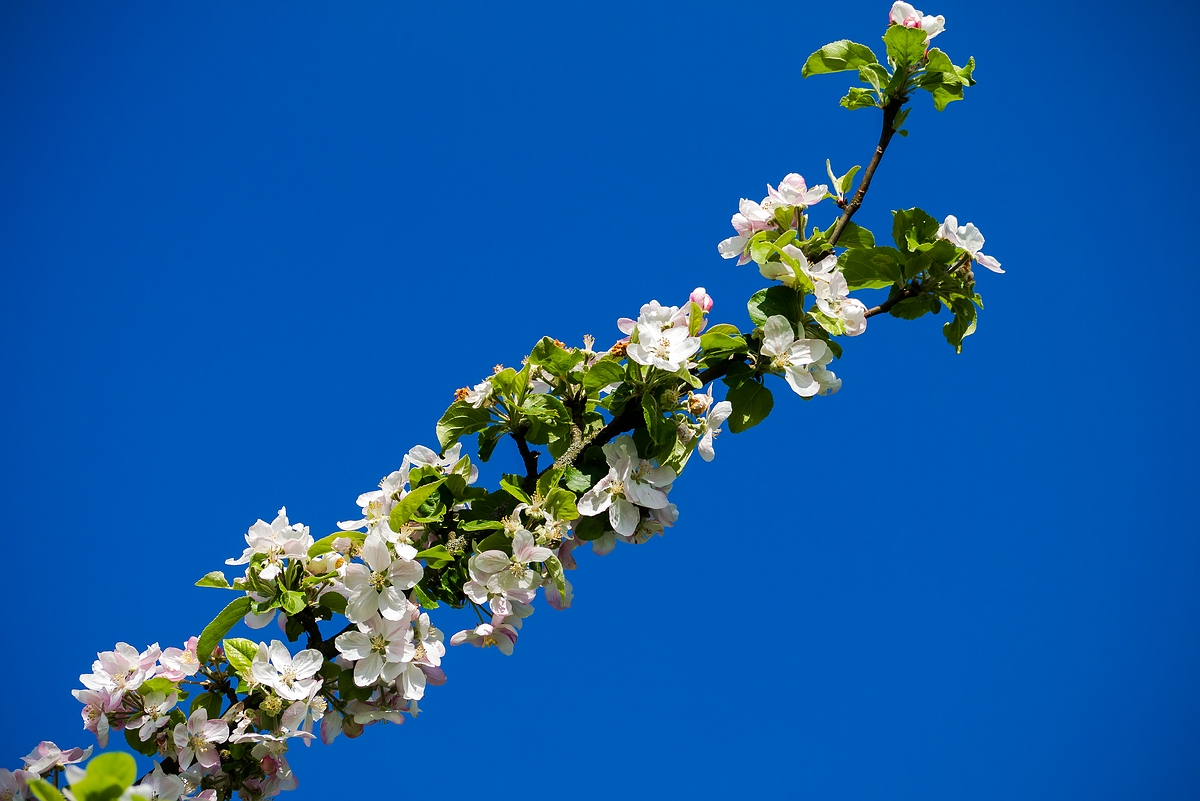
[335,613,416,687]
[129,690,178,742]
[813,270,868,336]
[759,315,831,398]
[251,641,324,701]
[765,173,828,210]
[173,710,229,770]
[79,642,159,699]
[888,1,945,42]
[71,687,121,748]
[449,615,520,655]
[698,401,732,462]
[225,507,313,582]
[343,534,423,623]
[158,637,200,682]
[578,435,674,537]
[21,742,91,776]
[938,214,1003,273]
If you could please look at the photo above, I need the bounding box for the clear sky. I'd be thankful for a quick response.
[1,1,1197,799]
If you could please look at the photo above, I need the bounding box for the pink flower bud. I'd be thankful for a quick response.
[689,287,714,312]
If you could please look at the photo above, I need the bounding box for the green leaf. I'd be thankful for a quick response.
[840,87,879,110]
[958,56,976,86]
[411,584,439,610]
[490,366,528,403]
[573,514,612,542]
[415,545,456,569]
[583,361,624,392]
[521,393,570,424]
[280,590,306,616]
[858,63,890,94]
[942,297,978,353]
[839,247,903,290]
[924,47,957,75]
[475,530,512,554]
[195,570,232,589]
[829,220,875,249]
[124,726,160,757]
[459,519,504,532]
[748,286,803,327]
[918,71,964,111]
[67,752,137,801]
[476,424,505,462]
[435,401,493,450]
[826,160,861,198]
[545,555,569,607]
[536,467,564,498]
[726,380,774,434]
[223,637,259,680]
[544,487,579,522]
[320,593,347,616]
[30,780,67,801]
[700,329,747,354]
[883,24,927,69]
[198,596,252,659]
[139,676,178,697]
[802,39,879,77]
[308,530,364,558]
[890,295,936,320]
[389,478,446,531]
[640,394,672,446]
[529,337,584,377]
[563,466,591,493]
[892,207,941,253]
[499,475,532,504]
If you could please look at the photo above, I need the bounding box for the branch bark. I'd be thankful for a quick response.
[825,96,904,248]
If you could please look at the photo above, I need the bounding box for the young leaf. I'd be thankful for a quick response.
[839,247,903,290]
[67,752,137,801]
[529,337,584,377]
[544,487,579,522]
[583,361,624,391]
[883,24,927,69]
[563,466,592,493]
[748,286,804,327]
[802,40,879,77]
[726,381,774,433]
[840,87,879,110]
[573,514,612,542]
[308,530,364,558]
[198,596,252,659]
[415,545,456,569]
[828,220,875,249]
[499,476,532,504]
[223,637,259,680]
[435,401,492,450]
[280,590,306,616]
[29,780,66,801]
[195,571,232,590]
[389,479,446,531]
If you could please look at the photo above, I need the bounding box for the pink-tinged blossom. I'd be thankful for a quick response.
[759,315,830,398]
[617,299,683,336]
[158,637,200,682]
[406,443,479,484]
[345,698,404,726]
[689,287,714,313]
[449,615,520,656]
[545,573,574,610]
[0,769,33,801]
[71,687,121,748]
[627,322,701,373]
[173,709,229,771]
[132,764,187,801]
[343,534,423,623]
[22,742,92,776]
[335,613,416,687]
[888,2,945,41]
[251,641,324,701]
[79,642,159,699]
[760,245,837,289]
[718,198,776,265]
[395,613,445,701]
[765,173,828,210]
[225,507,313,582]
[938,215,1003,273]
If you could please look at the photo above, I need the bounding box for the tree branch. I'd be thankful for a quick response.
[511,423,540,491]
[826,96,904,248]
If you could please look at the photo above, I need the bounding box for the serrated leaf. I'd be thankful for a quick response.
[411,584,439,610]
[802,39,879,77]
[840,87,879,110]
[563,466,591,493]
[280,590,306,616]
[883,24,927,69]
[223,637,259,679]
[195,571,233,590]
[435,401,493,450]
[829,220,875,249]
[583,361,624,391]
[573,514,612,542]
[459,519,504,532]
[389,479,446,531]
[529,337,584,377]
[198,596,252,659]
[839,247,903,290]
[748,286,804,327]
[544,487,579,522]
[890,295,936,320]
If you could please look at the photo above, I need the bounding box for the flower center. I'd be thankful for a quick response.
[771,354,790,370]
[610,479,625,498]
[368,570,389,591]
[370,634,389,655]
[311,697,328,716]
[482,636,497,648]
[412,643,427,662]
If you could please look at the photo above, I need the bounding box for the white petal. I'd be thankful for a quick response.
[760,315,795,357]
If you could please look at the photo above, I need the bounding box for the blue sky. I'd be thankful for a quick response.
[1,1,1197,798]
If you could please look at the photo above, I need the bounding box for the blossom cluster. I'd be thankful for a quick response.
[2,6,1004,800]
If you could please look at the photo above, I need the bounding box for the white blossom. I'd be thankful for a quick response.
[250,640,324,701]
[343,534,423,623]
[225,508,313,582]
[759,315,830,398]
[938,214,1003,273]
[335,613,415,687]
